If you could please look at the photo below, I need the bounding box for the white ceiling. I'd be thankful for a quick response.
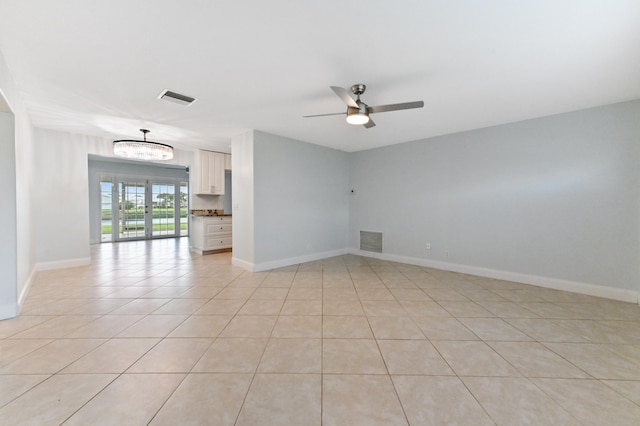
[0,0,639,152]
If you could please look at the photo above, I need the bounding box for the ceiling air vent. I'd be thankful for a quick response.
[158,89,197,106]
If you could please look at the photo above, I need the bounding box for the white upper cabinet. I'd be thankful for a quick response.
[224,153,232,171]
[195,150,226,195]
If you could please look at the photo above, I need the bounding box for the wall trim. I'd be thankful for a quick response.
[348,249,640,304]
[34,257,91,271]
[234,248,350,272]
[231,257,255,271]
[17,266,37,313]
[0,302,18,320]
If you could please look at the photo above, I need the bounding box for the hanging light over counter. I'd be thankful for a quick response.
[113,129,173,161]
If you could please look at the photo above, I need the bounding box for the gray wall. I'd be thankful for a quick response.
[0,111,17,318]
[253,131,350,266]
[349,101,640,292]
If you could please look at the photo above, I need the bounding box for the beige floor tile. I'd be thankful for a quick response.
[533,378,640,425]
[505,318,588,342]
[357,288,395,301]
[249,287,289,300]
[424,288,469,302]
[65,314,144,338]
[0,374,49,407]
[109,298,171,315]
[488,341,590,378]
[61,338,159,374]
[287,287,322,300]
[117,315,188,338]
[323,339,387,374]
[389,288,431,301]
[463,377,580,425]
[399,300,452,318]
[127,338,213,373]
[459,317,532,341]
[214,287,255,300]
[194,298,246,315]
[368,316,425,339]
[602,380,640,405]
[219,315,277,338]
[66,298,132,315]
[176,287,222,299]
[553,319,633,344]
[322,375,407,426]
[476,300,539,318]
[323,316,373,338]
[361,300,408,317]
[432,341,520,377]
[193,338,267,373]
[168,315,232,338]
[414,317,478,340]
[322,288,358,300]
[323,299,364,315]
[438,301,494,317]
[150,373,253,425]
[544,342,640,379]
[0,374,116,425]
[11,315,101,339]
[392,375,494,425]
[237,299,284,315]
[0,339,53,366]
[258,338,321,373]
[0,339,105,374]
[281,299,322,315]
[271,315,322,338]
[0,315,55,339]
[378,340,453,375]
[151,298,208,315]
[64,373,184,425]
[237,373,321,426]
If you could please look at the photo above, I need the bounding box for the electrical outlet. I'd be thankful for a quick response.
[426,243,431,250]
[445,250,449,258]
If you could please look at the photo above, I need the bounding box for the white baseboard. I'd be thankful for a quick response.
[348,249,640,304]
[231,257,255,271]
[17,267,37,313]
[233,248,350,272]
[34,257,91,271]
[0,302,18,320]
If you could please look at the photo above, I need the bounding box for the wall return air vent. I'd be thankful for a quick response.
[158,89,197,106]
[360,231,383,253]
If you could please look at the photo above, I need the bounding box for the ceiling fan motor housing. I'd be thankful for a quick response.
[351,84,366,96]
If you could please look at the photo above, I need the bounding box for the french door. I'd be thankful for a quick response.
[101,178,188,242]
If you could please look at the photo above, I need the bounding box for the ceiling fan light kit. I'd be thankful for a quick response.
[304,83,424,129]
[346,106,370,125]
[113,129,174,161]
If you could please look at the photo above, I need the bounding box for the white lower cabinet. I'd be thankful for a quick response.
[190,215,232,253]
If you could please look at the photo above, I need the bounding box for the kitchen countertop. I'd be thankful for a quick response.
[190,209,232,217]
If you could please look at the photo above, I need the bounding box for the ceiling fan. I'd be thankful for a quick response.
[303,84,424,128]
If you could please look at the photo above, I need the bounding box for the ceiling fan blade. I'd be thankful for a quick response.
[303,112,345,118]
[330,86,358,108]
[363,118,376,129]
[368,101,424,114]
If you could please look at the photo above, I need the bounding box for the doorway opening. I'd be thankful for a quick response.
[89,155,189,244]
[100,179,188,242]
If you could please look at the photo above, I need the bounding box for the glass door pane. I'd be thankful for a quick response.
[117,181,146,240]
[180,181,189,237]
[100,178,113,242]
[151,182,177,238]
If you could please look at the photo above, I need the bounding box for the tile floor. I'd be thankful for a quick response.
[1,238,640,425]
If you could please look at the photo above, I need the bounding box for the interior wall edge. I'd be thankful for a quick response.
[348,248,639,304]
[34,257,91,272]
[243,248,350,273]
[16,267,37,316]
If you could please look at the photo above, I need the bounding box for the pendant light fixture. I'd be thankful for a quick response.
[113,129,173,161]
